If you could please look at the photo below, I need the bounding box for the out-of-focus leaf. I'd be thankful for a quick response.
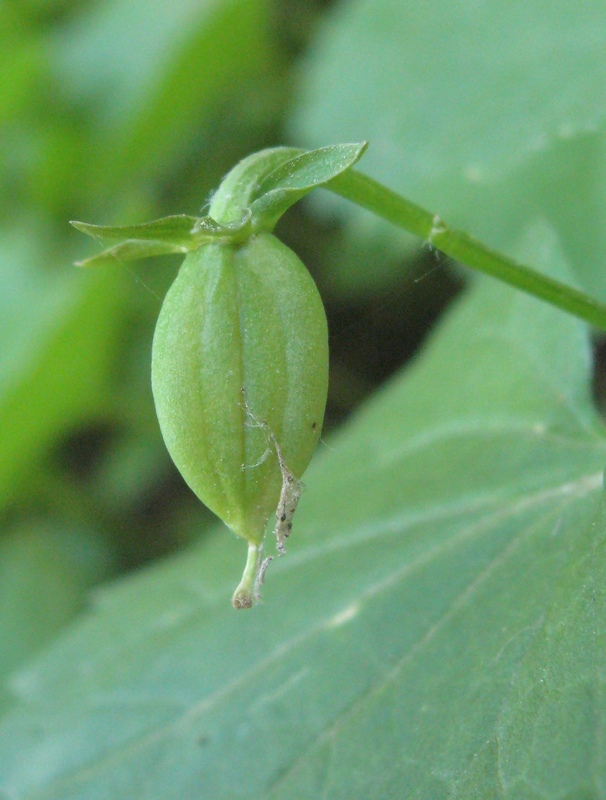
[291,0,606,297]
[52,0,274,197]
[318,214,419,298]
[0,222,604,798]
[0,223,125,509]
[94,433,172,512]
[0,7,46,124]
[0,521,114,715]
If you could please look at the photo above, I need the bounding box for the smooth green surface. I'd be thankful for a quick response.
[292,0,606,296]
[1,224,605,798]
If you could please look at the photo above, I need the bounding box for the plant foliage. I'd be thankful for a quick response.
[1,1,606,798]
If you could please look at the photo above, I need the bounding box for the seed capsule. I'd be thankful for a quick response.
[72,143,367,608]
[151,232,328,606]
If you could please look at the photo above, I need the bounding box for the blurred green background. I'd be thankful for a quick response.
[4,3,606,794]
[5,0,606,709]
[1,0,458,693]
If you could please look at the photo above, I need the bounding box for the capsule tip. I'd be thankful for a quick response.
[232,589,254,610]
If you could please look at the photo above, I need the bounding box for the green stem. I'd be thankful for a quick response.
[232,542,263,610]
[329,169,606,331]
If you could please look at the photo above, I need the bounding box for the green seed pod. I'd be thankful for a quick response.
[71,142,366,608]
[151,232,328,607]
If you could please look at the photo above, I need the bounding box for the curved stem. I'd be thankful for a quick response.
[328,169,606,331]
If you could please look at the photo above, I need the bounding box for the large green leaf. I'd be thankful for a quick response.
[291,0,606,297]
[1,223,605,798]
[0,521,114,716]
